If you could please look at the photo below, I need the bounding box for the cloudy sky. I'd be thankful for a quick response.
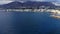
[0,0,57,1]
[0,0,60,5]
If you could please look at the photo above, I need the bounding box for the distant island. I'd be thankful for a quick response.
[0,1,60,9]
[0,1,60,13]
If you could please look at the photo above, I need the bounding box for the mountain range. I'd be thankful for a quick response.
[0,1,59,9]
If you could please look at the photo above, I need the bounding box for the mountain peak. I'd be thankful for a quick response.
[10,1,21,4]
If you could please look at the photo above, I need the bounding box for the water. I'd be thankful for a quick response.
[0,11,60,34]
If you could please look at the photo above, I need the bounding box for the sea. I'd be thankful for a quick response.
[0,11,60,34]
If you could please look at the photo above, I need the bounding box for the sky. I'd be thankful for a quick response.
[0,0,60,5]
[0,0,57,1]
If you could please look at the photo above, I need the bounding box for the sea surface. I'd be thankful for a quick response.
[0,11,60,34]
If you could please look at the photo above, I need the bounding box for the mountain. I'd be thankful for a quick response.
[0,1,23,9]
[23,1,56,9]
[0,1,57,9]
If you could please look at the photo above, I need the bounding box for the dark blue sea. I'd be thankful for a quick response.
[0,11,60,34]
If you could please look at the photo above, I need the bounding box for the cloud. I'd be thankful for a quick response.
[0,1,13,5]
[52,2,60,6]
[0,0,11,1]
